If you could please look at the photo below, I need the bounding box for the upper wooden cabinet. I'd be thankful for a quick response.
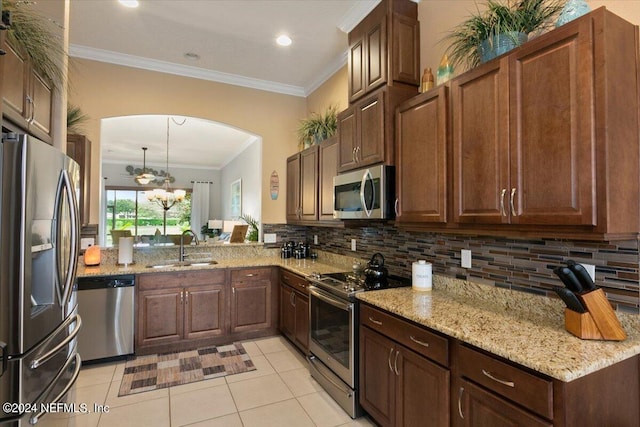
[396,85,449,224]
[0,30,5,122]
[66,134,92,225]
[348,0,419,103]
[287,137,340,225]
[398,8,639,240]
[1,36,53,144]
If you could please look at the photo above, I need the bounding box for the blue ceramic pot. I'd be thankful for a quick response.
[479,32,528,63]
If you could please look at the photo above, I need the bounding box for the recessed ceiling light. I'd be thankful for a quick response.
[184,52,200,61]
[118,0,139,8]
[276,34,292,47]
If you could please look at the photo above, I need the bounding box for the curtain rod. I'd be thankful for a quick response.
[191,181,213,184]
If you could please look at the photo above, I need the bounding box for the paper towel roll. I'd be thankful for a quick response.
[412,260,432,291]
[118,237,134,266]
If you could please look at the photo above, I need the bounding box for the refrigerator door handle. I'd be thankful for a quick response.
[0,341,6,376]
[29,353,81,425]
[58,169,79,307]
[30,314,82,370]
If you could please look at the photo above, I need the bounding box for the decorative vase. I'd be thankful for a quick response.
[556,0,590,27]
[479,32,528,63]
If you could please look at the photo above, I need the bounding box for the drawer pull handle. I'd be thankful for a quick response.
[393,350,400,376]
[368,317,383,326]
[458,387,464,419]
[510,188,517,217]
[246,273,256,277]
[388,347,394,372]
[482,369,515,388]
[500,188,507,216]
[409,335,429,347]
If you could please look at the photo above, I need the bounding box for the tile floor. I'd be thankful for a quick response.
[57,336,376,427]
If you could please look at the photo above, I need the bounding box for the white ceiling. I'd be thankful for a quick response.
[68,0,380,169]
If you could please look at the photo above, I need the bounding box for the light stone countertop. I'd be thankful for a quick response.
[356,277,640,382]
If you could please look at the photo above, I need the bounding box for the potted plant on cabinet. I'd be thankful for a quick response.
[444,0,565,71]
[297,105,338,150]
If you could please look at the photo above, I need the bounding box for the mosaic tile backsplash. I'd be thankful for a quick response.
[263,223,640,312]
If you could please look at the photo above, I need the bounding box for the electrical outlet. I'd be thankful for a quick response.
[581,263,596,282]
[263,233,276,244]
[80,238,95,250]
[313,235,319,245]
[461,250,472,269]
[351,239,357,251]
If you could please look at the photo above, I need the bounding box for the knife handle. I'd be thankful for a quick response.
[566,261,596,292]
[553,266,584,294]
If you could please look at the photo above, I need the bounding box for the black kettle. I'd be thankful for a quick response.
[364,253,389,289]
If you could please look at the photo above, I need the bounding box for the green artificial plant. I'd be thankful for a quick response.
[240,213,259,242]
[297,105,338,150]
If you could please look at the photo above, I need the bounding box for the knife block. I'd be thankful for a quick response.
[564,289,626,341]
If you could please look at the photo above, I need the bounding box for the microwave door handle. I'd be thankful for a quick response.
[59,170,79,307]
[360,169,373,217]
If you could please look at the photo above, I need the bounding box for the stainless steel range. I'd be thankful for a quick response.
[307,271,364,418]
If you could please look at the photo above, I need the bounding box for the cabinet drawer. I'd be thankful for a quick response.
[280,269,309,295]
[138,269,226,290]
[230,267,272,283]
[360,304,448,367]
[458,344,553,419]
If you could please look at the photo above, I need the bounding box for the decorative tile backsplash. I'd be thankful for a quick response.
[264,223,640,312]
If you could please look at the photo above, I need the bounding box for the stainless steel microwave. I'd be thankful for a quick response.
[333,165,395,219]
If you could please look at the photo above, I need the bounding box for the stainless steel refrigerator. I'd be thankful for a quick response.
[0,133,82,426]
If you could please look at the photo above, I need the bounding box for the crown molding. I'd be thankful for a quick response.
[304,50,348,96]
[69,44,307,97]
[338,0,381,33]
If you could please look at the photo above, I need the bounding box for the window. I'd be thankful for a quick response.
[105,187,192,246]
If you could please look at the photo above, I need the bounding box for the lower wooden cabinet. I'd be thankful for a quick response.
[279,269,309,353]
[230,267,274,334]
[456,379,551,427]
[360,321,449,427]
[137,269,226,352]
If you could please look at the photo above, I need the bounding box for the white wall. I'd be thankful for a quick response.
[220,138,262,223]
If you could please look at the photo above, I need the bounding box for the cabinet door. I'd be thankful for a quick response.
[319,136,338,220]
[29,69,53,142]
[452,59,510,224]
[279,284,296,339]
[137,288,183,348]
[286,153,301,222]
[395,346,449,427]
[230,280,271,333]
[1,37,29,127]
[364,18,387,94]
[457,379,552,427]
[360,326,395,427]
[66,134,91,225]
[392,13,420,86]
[396,86,448,223]
[300,145,319,221]
[293,291,309,353]
[358,90,385,167]
[509,19,595,226]
[348,34,366,103]
[184,284,226,340]
[338,106,358,172]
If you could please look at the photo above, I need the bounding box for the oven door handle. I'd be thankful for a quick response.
[309,286,353,311]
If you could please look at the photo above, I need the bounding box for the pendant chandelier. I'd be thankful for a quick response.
[134,147,156,185]
[146,117,186,211]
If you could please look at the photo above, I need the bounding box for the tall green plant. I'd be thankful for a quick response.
[67,104,89,134]
[240,213,260,242]
[297,105,338,149]
[444,0,564,71]
[2,0,66,87]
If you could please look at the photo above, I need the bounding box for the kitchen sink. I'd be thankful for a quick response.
[145,260,218,269]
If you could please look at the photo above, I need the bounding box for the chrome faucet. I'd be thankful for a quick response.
[180,229,199,262]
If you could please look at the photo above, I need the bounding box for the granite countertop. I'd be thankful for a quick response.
[356,279,640,382]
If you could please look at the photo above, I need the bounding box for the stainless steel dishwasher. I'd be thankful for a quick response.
[76,274,135,362]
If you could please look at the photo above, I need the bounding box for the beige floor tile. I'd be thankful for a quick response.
[76,363,118,388]
[104,379,169,408]
[177,412,243,427]
[37,410,101,427]
[97,397,170,427]
[253,336,293,354]
[224,354,275,383]
[66,412,102,427]
[238,340,263,357]
[74,382,111,408]
[279,367,323,397]
[228,373,294,411]
[239,398,315,427]
[264,349,306,372]
[337,416,377,427]
[169,376,226,396]
[297,391,353,427]
[170,384,237,426]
